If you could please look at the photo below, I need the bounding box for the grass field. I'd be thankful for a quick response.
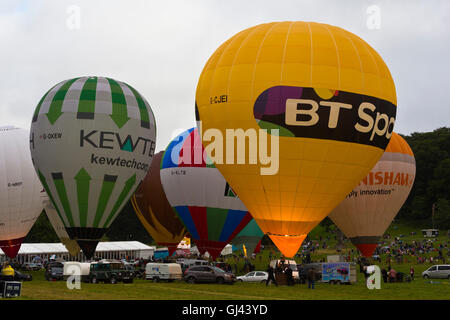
[15,264,449,300]
[8,220,450,300]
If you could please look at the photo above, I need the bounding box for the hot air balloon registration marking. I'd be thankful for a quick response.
[210,95,228,104]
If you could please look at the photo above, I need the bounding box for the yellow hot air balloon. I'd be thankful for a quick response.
[328,133,415,257]
[196,21,397,258]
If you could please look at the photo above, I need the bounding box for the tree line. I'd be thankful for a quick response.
[398,127,450,229]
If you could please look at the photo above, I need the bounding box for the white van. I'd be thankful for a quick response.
[145,263,182,282]
[63,262,92,282]
[422,265,450,279]
[176,259,210,272]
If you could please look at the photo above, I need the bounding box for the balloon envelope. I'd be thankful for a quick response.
[30,76,156,259]
[0,126,45,258]
[131,151,186,255]
[160,128,252,260]
[43,200,81,257]
[329,132,415,257]
[195,21,397,257]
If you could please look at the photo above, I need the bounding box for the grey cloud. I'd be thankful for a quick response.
[0,0,448,151]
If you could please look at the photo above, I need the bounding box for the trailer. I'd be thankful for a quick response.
[321,262,357,284]
[145,263,182,282]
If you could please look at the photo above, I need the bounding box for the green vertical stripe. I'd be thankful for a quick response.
[74,168,91,227]
[51,172,75,227]
[32,84,58,122]
[127,85,150,128]
[94,174,117,227]
[38,170,67,227]
[46,77,80,124]
[206,207,229,241]
[77,77,97,119]
[107,78,130,128]
[102,174,136,228]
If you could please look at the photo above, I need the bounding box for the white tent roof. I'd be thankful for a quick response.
[0,241,156,256]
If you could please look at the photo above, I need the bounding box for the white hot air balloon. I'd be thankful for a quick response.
[0,126,46,258]
[30,76,156,259]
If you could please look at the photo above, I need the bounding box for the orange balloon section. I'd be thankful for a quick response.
[196,21,397,257]
[329,133,415,257]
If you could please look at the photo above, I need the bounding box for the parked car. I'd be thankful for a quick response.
[236,271,268,283]
[89,260,134,284]
[422,265,450,279]
[124,263,141,279]
[183,265,236,284]
[14,270,33,281]
[213,262,231,272]
[45,262,65,281]
[145,263,182,282]
[9,262,23,271]
[63,262,92,282]
[23,262,43,271]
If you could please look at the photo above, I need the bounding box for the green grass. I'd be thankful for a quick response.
[15,265,449,300]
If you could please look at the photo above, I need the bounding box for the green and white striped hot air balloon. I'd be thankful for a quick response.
[30,76,156,259]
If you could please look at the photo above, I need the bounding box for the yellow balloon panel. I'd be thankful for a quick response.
[196,21,397,257]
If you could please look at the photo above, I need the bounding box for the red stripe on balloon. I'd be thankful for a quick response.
[188,206,208,239]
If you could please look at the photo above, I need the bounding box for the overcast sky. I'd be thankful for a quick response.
[1,0,448,151]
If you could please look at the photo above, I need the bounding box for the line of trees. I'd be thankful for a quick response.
[398,127,450,229]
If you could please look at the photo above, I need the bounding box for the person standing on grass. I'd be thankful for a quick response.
[266,266,277,286]
[285,266,294,286]
[381,268,388,283]
[410,266,415,280]
[307,268,315,289]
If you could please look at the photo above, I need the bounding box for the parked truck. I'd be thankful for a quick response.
[321,262,357,284]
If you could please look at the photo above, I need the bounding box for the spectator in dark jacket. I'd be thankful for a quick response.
[307,268,315,289]
[266,266,278,286]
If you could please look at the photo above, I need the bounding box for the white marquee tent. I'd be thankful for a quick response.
[0,241,156,263]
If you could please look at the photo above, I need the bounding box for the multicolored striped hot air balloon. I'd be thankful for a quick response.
[231,219,264,256]
[131,151,186,256]
[0,126,45,258]
[328,132,415,257]
[160,128,252,260]
[195,21,397,258]
[30,76,156,259]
